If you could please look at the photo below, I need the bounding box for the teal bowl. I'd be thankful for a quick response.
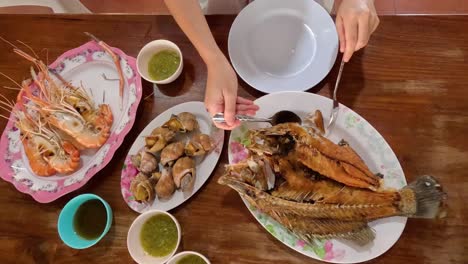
[58,193,113,249]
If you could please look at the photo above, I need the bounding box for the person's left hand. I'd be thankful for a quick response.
[335,0,379,62]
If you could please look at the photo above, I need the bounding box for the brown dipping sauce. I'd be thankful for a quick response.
[73,199,107,240]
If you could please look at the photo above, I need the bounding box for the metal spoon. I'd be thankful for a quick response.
[212,110,301,126]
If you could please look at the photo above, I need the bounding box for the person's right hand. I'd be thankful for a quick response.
[204,54,259,130]
[335,0,379,62]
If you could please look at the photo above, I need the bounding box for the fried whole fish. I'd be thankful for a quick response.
[221,167,444,220]
[219,120,447,246]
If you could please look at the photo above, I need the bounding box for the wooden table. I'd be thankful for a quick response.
[0,15,467,264]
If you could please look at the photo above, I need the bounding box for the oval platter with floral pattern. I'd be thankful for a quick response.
[121,101,225,213]
[0,41,142,203]
[228,91,407,264]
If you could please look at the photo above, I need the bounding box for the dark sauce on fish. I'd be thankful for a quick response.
[73,199,107,240]
[278,134,295,155]
[271,111,302,125]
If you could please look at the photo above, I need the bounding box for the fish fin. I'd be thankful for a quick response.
[341,162,379,188]
[340,225,375,246]
[270,212,375,246]
[400,175,447,218]
[272,183,316,203]
[295,145,377,190]
[298,223,375,246]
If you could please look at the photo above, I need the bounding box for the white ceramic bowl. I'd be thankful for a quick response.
[137,39,183,84]
[167,251,211,264]
[127,210,181,264]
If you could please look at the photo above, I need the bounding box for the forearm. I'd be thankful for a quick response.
[164,0,223,66]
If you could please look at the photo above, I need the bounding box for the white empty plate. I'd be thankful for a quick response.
[228,0,338,93]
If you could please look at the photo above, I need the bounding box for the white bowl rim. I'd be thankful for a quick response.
[136,39,183,84]
[167,251,211,264]
[127,209,182,264]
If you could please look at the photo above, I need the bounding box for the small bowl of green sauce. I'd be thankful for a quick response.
[127,210,181,264]
[168,251,210,264]
[137,40,183,84]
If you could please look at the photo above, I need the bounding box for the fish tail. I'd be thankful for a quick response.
[399,175,447,218]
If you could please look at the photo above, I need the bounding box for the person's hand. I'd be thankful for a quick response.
[335,0,379,62]
[204,54,259,130]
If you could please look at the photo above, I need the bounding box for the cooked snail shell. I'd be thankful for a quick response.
[185,134,213,156]
[139,151,158,174]
[162,112,198,133]
[151,127,176,139]
[131,152,142,168]
[151,171,162,183]
[146,135,168,153]
[155,167,176,199]
[145,127,176,153]
[172,157,196,192]
[177,112,198,132]
[160,141,185,166]
[130,173,155,203]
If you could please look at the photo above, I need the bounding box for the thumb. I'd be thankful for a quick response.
[223,93,237,126]
[205,100,223,117]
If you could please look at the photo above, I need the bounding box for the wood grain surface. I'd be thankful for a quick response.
[0,15,466,264]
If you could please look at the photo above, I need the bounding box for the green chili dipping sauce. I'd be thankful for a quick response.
[176,254,208,264]
[73,199,107,240]
[140,214,178,257]
[148,50,181,81]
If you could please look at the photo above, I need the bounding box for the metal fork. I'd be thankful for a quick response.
[326,60,345,135]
